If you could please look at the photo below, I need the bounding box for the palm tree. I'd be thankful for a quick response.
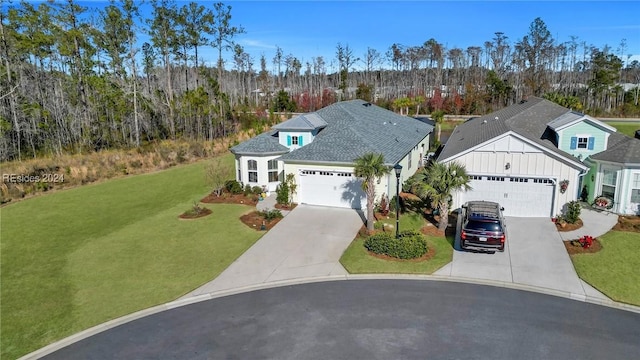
[431,109,445,143]
[354,153,391,233]
[410,161,471,232]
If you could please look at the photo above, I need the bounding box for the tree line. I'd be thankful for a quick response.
[1,0,639,162]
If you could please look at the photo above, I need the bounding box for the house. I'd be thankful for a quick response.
[230,100,433,209]
[437,96,640,217]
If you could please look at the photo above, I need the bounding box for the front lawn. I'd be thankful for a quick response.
[570,231,640,306]
[1,154,263,359]
[607,121,640,138]
[340,211,454,274]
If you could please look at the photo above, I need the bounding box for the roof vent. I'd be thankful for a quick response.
[494,117,499,120]
[482,120,487,124]
[363,102,372,107]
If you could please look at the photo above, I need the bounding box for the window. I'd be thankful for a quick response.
[286,135,303,146]
[577,137,588,149]
[408,150,412,169]
[248,160,258,183]
[268,160,278,182]
[292,136,299,145]
[631,173,640,203]
[601,169,617,199]
[570,135,594,150]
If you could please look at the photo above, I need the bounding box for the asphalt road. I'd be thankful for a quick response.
[43,280,640,360]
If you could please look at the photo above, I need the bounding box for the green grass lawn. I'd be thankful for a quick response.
[1,154,263,359]
[570,231,640,306]
[606,121,640,138]
[340,211,454,274]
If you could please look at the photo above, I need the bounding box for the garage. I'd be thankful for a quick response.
[459,175,555,217]
[298,170,366,209]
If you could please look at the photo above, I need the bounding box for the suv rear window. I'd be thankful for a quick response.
[465,220,502,232]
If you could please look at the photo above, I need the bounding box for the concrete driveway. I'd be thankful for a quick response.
[435,216,607,299]
[186,205,364,296]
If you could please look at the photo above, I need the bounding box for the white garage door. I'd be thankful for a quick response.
[460,176,554,217]
[298,170,366,209]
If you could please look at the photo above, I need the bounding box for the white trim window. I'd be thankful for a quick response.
[601,169,617,200]
[631,173,640,203]
[577,136,588,149]
[268,160,279,182]
[248,160,258,183]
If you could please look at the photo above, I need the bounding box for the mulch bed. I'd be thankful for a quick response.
[178,207,212,219]
[240,211,282,231]
[613,216,640,233]
[563,238,603,255]
[201,192,258,206]
[555,218,583,232]
[274,203,297,211]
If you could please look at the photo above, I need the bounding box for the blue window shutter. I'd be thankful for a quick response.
[299,136,303,146]
[287,135,291,146]
[588,137,595,150]
[570,136,577,150]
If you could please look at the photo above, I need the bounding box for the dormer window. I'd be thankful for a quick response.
[570,135,594,150]
[286,135,303,146]
[577,137,588,149]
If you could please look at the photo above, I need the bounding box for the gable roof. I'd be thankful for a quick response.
[272,113,327,131]
[547,112,616,132]
[437,97,586,168]
[229,130,290,156]
[278,100,433,165]
[590,133,640,165]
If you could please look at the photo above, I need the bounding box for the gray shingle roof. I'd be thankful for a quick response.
[229,130,290,155]
[547,111,584,130]
[590,134,640,165]
[272,113,327,131]
[278,100,433,165]
[438,97,583,165]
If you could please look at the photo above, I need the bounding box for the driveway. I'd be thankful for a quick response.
[434,215,607,298]
[186,205,364,296]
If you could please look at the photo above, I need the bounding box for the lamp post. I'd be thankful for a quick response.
[393,163,402,239]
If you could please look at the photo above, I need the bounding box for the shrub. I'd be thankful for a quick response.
[564,201,581,224]
[243,184,252,196]
[276,182,290,205]
[184,202,206,216]
[364,230,427,260]
[252,186,263,195]
[258,209,283,221]
[225,180,243,194]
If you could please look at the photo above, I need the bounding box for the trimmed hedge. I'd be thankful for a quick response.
[364,230,427,259]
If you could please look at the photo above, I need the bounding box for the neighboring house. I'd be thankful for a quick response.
[438,96,640,217]
[230,100,433,210]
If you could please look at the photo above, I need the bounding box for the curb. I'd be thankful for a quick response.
[18,274,640,360]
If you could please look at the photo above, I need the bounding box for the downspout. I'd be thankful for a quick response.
[550,178,558,218]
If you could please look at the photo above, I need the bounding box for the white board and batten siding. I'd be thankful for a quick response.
[444,134,582,217]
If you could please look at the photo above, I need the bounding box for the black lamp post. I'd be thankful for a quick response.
[393,163,402,239]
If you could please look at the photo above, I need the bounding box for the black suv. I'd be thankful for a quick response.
[460,201,506,252]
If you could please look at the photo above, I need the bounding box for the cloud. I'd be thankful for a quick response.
[241,39,277,50]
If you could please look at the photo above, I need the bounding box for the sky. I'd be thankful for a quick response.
[6,1,640,71]
[226,0,640,70]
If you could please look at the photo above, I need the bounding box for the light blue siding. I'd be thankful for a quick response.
[558,121,609,157]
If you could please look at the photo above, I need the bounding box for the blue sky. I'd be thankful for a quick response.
[227,1,639,69]
[7,1,640,70]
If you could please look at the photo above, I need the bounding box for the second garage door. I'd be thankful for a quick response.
[460,175,555,217]
[298,170,366,209]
